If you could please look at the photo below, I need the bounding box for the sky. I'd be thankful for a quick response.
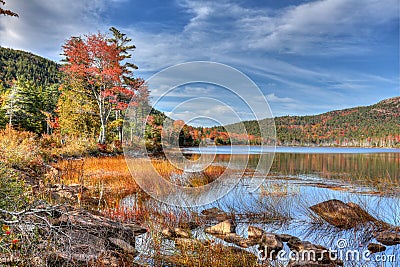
[0,0,399,125]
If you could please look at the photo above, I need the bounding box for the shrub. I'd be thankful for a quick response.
[0,125,43,170]
[0,163,29,211]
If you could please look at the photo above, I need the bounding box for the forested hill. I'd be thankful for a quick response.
[225,97,400,147]
[0,46,60,88]
[0,47,60,133]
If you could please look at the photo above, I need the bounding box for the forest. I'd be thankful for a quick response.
[0,43,399,149]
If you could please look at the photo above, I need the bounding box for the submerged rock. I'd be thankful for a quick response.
[375,230,400,246]
[219,233,251,248]
[205,219,236,235]
[248,225,264,239]
[258,233,284,259]
[277,233,295,242]
[162,227,191,239]
[108,237,138,256]
[367,243,386,253]
[287,237,343,267]
[201,207,231,222]
[309,199,379,229]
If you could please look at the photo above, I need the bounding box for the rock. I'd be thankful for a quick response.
[287,236,303,251]
[367,243,386,253]
[248,226,264,239]
[205,219,235,235]
[45,183,98,206]
[162,227,191,238]
[287,237,343,267]
[277,233,295,242]
[122,223,147,235]
[201,207,231,222]
[375,230,400,246]
[8,205,146,266]
[47,252,97,266]
[309,199,378,229]
[162,227,174,238]
[258,233,283,259]
[108,237,138,256]
[174,227,191,238]
[221,233,251,248]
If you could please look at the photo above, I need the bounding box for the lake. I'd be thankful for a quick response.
[124,146,400,266]
[182,145,400,194]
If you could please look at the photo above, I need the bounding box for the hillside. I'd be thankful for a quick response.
[0,47,61,132]
[0,47,398,147]
[0,46,60,88]
[224,97,400,147]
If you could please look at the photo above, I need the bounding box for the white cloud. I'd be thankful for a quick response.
[0,0,397,119]
[265,93,295,103]
[0,0,108,60]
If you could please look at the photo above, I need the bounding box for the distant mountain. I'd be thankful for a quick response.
[224,97,400,147]
[0,46,60,88]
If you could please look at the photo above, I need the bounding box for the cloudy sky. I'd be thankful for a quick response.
[0,0,398,124]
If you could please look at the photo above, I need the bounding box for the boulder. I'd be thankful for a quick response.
[205,219,235,235]
[45,183,99,206]
[309,199,379,229]
[162,227,191,239]
[108,237,138,256]
[277,233,295,242]
[201,207,231,222]
[258,233,283,259]
[1,204,147,266]
[248,226,264,239]
[220,233,251,248]
[375,230,400,246]
[367,243,386,253]
[287,236,303,251]
[287,237,343,267]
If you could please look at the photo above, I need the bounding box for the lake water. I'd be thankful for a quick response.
[126,146,400,265]
[184,145,400,154]
[183,145,400,191]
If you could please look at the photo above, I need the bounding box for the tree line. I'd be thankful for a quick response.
[1,30,399,148]
[0,28,147,147]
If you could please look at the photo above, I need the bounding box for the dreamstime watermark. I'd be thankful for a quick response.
[257,238,397,264]
[123,61,276,207]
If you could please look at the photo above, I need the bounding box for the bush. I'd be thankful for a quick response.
[0,125,43,170]
[0,164,29,211]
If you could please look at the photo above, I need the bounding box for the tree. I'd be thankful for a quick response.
[57,83,100,138]
[61,28,143,144]
[0,0,18,17]
[2,78,59,133]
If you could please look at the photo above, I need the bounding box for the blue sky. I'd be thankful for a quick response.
[0,0,399,124]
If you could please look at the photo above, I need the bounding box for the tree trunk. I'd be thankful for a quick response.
[100,122,106,144]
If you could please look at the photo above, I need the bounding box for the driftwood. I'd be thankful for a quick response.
[0,204,146,266]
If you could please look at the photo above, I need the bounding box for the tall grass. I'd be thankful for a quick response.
[54,156,230,209]
[0,125,42,170]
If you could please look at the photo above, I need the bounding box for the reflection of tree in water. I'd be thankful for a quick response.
[270,153,399,192]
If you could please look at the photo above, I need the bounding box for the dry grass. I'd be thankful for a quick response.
[164,241,260,267]
[54,156,230,208]
[53,156,138,207]
[150,159,228,186]
[0,125,42,170]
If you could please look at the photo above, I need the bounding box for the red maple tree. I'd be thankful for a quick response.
[61,28,143,144]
